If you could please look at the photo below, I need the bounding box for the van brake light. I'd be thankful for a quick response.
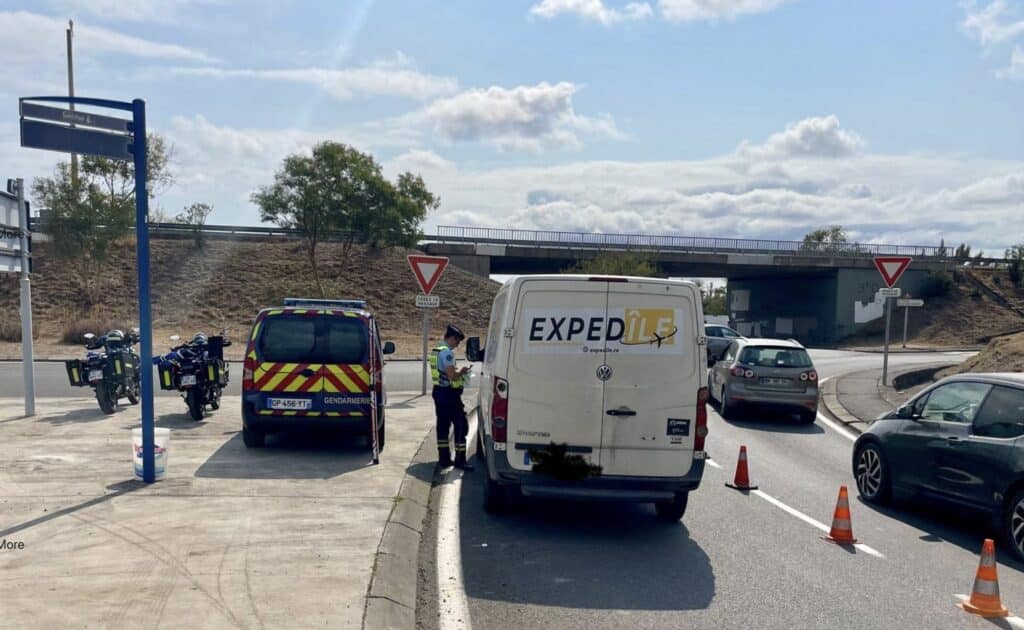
[695,386,709,451]
[491,376,508,444]
[243,355,255,389]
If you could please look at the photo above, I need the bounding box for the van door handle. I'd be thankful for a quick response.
[300,368,316,377]
[606,407,637,417]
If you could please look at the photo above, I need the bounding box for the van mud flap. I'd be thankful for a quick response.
[528,442,602,481]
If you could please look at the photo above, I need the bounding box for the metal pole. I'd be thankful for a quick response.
[132,99,156,483]
[882,296,892,387]
[421,309,430,395]
[66,21,78,187]
[15,179,35,417]
[902,305,909,349]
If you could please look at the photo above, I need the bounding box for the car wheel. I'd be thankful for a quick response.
[376,412,386,453]
[798,409,817,424]
[655,491,689,522]
[720,386,734,419]
[482,470,509,514]
[854,442,891,504]
[1005,489,1024,562]
[243,423,265,448]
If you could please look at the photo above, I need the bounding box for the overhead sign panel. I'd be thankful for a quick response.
[20,119,133,161]
[407,254,449,295]
[20,102,130,134]
[873,256,912,288]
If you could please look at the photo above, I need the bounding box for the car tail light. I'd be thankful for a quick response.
[695,386,709,451]
[491,376,509,444]
[242,355,255,389]
[801,370,818,382]
[731,366,755,378]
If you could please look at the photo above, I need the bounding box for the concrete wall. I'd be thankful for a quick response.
[834,268,930,340]
[726,274,838,346]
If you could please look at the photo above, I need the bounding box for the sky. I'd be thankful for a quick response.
[2,0,1023,253]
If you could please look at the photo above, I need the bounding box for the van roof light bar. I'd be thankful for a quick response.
[283,297,368,310]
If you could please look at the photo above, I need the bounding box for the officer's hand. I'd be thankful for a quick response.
[458,366,471,375]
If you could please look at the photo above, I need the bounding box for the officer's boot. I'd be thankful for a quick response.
[453,445,473,471]
[437,441,453,468]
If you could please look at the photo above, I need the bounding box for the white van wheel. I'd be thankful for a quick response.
[655,492,689,522]
[476,430,486,462]
[482,472,508,514]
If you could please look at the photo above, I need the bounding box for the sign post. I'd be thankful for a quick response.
[20,96,157,482]
[873,256,912,386]
[896,297,924,348]
[408,255,449,395]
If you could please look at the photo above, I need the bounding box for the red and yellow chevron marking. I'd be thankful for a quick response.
[254,362,324,393]
[323,364,371,393]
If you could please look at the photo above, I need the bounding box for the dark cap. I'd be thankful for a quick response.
[445,324,465,341]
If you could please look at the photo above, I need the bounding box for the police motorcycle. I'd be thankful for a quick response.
[64,329,142,414]
[154,332,231,421]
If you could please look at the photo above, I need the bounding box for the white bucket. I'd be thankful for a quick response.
[132,427,170,481]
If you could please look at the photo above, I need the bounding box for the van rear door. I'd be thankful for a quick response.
[600,281,701,477]
[252,312,325,416]
[506,279,608,472]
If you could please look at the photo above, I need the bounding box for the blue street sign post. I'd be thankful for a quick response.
[19,96,157,483]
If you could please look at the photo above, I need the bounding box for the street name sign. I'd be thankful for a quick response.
[416,294,440,308]
[407,255,449,295]
[878,287,902,298]
[20,102,130,133]
[873,256,912,288]
[897,298,924,307]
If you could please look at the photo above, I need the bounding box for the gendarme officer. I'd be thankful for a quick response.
[430,324,472,470]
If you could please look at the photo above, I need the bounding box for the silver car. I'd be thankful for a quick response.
[705,324,743,361]
[709,338,819,423]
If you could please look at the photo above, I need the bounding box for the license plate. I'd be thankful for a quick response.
[269,398,312,410]
[181,374,197,386]
[89,369,103,381]
[760,377,791,385]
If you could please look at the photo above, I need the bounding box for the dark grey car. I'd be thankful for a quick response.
[852,373,1024,559]
[705,324,743,361]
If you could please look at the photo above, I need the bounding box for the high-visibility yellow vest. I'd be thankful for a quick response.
[429,344,464,388]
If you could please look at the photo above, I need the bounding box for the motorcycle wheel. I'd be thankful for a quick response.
[127,376,140,405]
[186,388,204,421]
[96,384,116,415]
[210,386,221,411]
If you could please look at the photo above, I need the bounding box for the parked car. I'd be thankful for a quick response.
[708,337,818,423]
[240,298,395,458]
[705,324,743,360]
[467,274,709,521]
[852,373,1024,560]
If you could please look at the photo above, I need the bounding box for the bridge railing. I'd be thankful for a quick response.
[434,226,951,259]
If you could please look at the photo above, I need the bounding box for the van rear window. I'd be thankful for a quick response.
[258,315,367,364]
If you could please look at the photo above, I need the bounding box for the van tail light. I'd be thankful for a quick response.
[695,386,709,451]
[491,376,509,444]
[731,366,755,379]
[801,370,818,382]
[243,355,255,389]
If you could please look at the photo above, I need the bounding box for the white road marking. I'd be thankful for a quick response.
[706,458,722,469]
[750,489,885,559]
[815,412,858,443]
[954,595,1024,626]
[436,415,477,630]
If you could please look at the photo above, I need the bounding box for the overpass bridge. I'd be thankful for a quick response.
[423,226,978,345]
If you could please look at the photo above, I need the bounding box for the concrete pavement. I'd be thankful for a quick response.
[820,363,954,433]
[0,392,437,629]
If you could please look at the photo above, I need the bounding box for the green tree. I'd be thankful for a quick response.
[703,284,728,316]
[800,225,848,253]
[175,202,213,249]
[32,134,173,305]
[1007,244,1024,287]
[954,243,972,259]
[566,251,657,277]
[252,142,434,296]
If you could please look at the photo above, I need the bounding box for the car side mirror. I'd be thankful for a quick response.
[465,337,485,362]
[382,341,396,355]
[897,405,915,419]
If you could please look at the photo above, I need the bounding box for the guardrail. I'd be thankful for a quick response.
[434,225,971,260]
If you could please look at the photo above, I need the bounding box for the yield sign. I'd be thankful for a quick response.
[407,255,449,295]
[873,256,912,288]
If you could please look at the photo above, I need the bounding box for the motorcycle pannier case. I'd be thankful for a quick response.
[65,360,87,387]
[157,363,177,391]
[204,360,221,386]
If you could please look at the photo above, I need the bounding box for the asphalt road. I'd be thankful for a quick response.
[0,360,480,397]
[423,349,1024,630]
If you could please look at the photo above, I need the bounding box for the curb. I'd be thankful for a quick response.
[362,404,478,630]
[819,363,955,434]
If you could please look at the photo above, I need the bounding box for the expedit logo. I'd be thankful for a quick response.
[526,308,678,351]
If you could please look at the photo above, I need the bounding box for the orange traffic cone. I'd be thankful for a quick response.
[725,445,757,490]
[958,539,1010,618]
[823,485,858,545]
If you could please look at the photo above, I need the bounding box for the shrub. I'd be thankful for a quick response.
[919,271,953,298]
[0,320,22,342]
[62,318,132,345]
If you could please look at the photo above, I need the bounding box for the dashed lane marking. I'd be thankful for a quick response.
[751,489,885,559]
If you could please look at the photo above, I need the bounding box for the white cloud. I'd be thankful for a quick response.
[170,56,459,102]
[386,149,457,177]
[961,0,1024,47]
[47,0,223,23]
[421,82,622,151]
[529,0,653,24]
[996,45,1024,77]
[1,11,216,64]
[658,0,791,22]
[736,115,864,159]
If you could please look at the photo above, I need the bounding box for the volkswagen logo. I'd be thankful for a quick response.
[596,364,613,381]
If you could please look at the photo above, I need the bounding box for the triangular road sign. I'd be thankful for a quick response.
[408,255,449,295]
[873,256,912,288]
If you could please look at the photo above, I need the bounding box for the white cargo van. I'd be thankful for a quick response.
[465,275,709,521]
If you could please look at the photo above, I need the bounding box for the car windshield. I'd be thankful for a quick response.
[258,315,368,364]
[739,346,812,368]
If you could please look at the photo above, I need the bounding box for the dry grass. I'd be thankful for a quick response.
[954,331,1024,374]
[60,317,135,345]
[0,320,23,342]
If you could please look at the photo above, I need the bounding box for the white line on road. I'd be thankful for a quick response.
[954,595,1024,627]
[751,489,885,559]
[436,415,477,630]
[815,377,859,443]
[706,458,722,469]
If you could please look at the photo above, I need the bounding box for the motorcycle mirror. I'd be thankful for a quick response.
[83,333,95,341]
[130,327,140,335]
[170,334,180,341]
